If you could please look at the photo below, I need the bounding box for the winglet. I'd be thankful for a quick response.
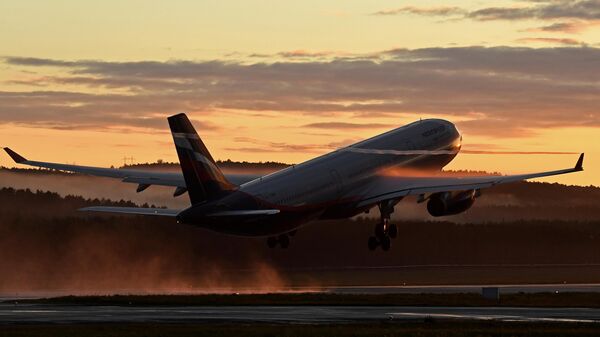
[3,148,27,164]
[575,153,584,171]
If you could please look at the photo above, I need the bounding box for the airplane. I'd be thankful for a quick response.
[3,113,584,251]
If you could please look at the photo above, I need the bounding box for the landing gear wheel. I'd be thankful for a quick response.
[366,199,402,251]
[380,236,391,251]
[267,237,278,248]
[388,224,398,239]
[368,236,378,251]
[375,223,386,238]
[278,234,290,249]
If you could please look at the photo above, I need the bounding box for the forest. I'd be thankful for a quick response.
[1,170,599,294]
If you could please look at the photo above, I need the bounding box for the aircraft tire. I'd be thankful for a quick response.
[380,236,391,251]
[375,223,386,238]
[388,224,398,239]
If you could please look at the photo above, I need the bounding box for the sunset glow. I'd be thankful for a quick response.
[1,0,598,186]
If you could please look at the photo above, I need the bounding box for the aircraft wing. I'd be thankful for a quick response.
[3,148,261,189]
[207,209,280,216]
[4,147,185,186]
[356,153,584,207]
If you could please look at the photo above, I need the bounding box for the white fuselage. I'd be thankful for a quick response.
[180,119,462,236]
[241,119,461,207]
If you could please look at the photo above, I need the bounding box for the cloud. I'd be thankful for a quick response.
[529,21,584,32]
[516,37,585,45]
[4,57,78,67]
[468,0,600,21]
[373,1,600,34]
[223,147,283,153]
[0,90,219,132]
[2,46,600,138]
[372,6,466,17]
[231,136,357,153]
[277,50,342,58]
[374,1,600,21]
[527,20,600,33]
[302,122,389,130]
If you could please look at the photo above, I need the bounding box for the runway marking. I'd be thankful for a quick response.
[389,311,600,323]
[9,310,60,313]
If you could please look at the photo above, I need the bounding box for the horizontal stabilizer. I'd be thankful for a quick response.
[79,206,181,217]
[207,209,280,217]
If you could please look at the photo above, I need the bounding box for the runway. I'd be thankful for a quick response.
[2,304,600,324]
[3,284,600,324]
[325,283,600,294]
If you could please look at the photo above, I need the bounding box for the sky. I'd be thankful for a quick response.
[0,0,599,186]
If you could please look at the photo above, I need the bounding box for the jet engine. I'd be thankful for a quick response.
[426,190,479,217]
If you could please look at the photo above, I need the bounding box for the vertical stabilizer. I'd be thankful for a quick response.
[168,113,236,204]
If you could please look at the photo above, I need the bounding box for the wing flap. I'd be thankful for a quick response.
[122,176,183,187]
[207,209,280,217]
[79,206,181,217]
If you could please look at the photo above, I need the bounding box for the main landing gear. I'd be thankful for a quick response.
[368,200,400,252]
[267,230,296,249]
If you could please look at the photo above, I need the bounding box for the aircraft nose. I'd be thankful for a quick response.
[445,121,462,150]
[436,119,460,137]
[436,119,461,149]
[449,121,460,134]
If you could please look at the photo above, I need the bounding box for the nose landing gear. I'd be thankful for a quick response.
[368,199,400,251]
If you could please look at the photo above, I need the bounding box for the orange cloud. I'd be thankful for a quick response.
[516,37,584,45]
[372,6,465,16]
[527,20,600,33]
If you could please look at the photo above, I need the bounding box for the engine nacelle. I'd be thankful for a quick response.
[426,190,478,217]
